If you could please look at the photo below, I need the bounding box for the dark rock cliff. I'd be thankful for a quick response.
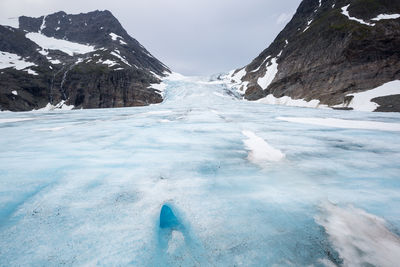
[0,10,170,111]
[229,0,400,111]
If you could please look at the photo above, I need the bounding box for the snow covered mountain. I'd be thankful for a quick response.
[224,0,400,112]
[0,10,170,111]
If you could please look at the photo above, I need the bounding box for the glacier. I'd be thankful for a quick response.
[1,75,400,266]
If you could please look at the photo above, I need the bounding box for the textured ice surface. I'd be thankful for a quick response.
[277,116,400,132]
[316,202,400,267]
[1,75,400,266]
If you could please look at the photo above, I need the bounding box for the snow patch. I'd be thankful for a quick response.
[47,58,61,64]
[39,49,49,56]
[24,68,38,75]
[341,5,375,26]
[303,19,313,32]
[149,82,167,93]
[26,32,95,56]
[109,33,128,45]
[316,202,400,267]
[219,68,249,95]
[257,94,324,108]
[0,51,36,70]
[276,117,400,132]
[338,80,400,112]
[36,100,74,111]
[75,58,84,64]
[39,15,47,33]
[313,0,322,13]
[150,71,162,80]
[109,33,123,41]
[110,51,131,67]
[257,56,279,90]
[242,130,285,166]
[372,14,400,21]
[98,59,118,67]
[251,56,270,73]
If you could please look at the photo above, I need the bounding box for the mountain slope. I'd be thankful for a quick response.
[0,10,170,111]
[226,0,400,112]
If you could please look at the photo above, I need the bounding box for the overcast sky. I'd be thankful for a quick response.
[0,0,302,75]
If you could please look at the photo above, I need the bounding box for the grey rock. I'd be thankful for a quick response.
[0,10,170,111]
[235,0,400,112]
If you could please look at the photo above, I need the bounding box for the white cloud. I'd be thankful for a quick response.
[276,12,293,25]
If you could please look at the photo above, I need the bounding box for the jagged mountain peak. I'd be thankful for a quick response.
[1,10,169,75]
[0,10,170,111]
[19,9,125,41]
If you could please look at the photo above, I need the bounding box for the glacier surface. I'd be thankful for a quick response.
[1,75,400,266]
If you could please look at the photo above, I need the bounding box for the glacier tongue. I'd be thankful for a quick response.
[1,74,400,266]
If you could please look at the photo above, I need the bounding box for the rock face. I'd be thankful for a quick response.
[0,10,170,111]
[227,0,400,112]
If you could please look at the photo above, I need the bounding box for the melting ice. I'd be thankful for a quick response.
[1,74,400,266]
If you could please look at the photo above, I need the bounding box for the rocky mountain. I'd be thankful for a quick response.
[0,10,170,111]
[225,0,400,112]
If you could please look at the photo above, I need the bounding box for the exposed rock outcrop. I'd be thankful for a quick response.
[227,0,400,112]
[0,10,170,111]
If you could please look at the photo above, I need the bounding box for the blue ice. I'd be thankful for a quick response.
[160,204,180,229]
[0,75,400,266]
